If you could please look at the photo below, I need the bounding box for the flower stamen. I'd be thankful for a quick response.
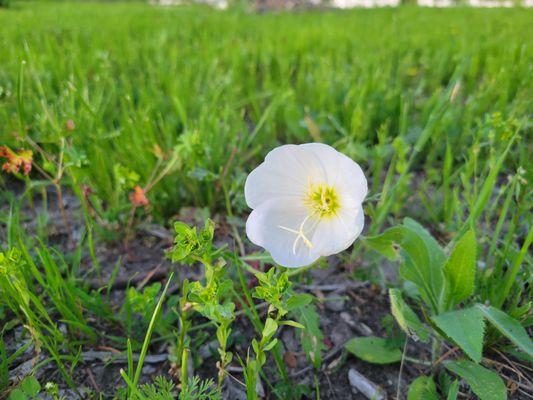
[305,182,339,219]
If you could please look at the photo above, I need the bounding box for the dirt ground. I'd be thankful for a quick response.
[1,183,525,399]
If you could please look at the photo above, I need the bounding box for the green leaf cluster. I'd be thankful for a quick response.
[364,219,532,400]
[167,219,215,264]
[365,219,478,314]
[187,262,234,325]
[253,269,312,320]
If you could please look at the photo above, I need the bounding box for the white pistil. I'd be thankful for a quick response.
[278,215,314,254]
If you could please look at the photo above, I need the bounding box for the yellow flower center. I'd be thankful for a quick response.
[305,183,340,219]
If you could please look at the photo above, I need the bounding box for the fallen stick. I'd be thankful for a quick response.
[348,368,387,400]
[340,312,373,336]
[287,345,344,379]
[297,281,369,293]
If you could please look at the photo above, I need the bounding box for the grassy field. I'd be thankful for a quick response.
[0,2,532,399]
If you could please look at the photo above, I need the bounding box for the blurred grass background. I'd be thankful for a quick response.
[0,2,531,229]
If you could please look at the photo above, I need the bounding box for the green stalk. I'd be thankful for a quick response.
[236,263,262,332]
[495,227,533,308]
[442,139,453,229]
[487,179,515,272]
[181,347,189,394]
[17,60,26,135]
[430,336,441,367]
[132,273,173,388]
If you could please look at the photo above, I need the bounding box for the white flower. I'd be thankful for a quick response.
[245,143,367,268]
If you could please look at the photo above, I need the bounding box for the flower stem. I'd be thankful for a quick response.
[181,347,189,393]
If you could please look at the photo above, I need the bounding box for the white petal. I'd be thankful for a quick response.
[246,198,320,268]
[299,143,342,185]
[310,205,365,257]
[301,143,367,204]
[244,145,318,209]
[335,155,367,204]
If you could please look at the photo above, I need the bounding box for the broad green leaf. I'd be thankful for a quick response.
[505,348,533,363]
[432,307,485,363]
[365,220,446,312]
[394,228,444,312]
[445,360,507,400]
[295,305,326,369]
[403,218,446,268]
[400,219,447,312]
[263,338,278,351]
[8,389,26,400]
[20,376,40,396]
[476,304,533,357]
[285,293,313,311]
[447,380,460,400]
[362,233,400,261]
[262,318,278,339]
[389,289,429,342]
[345,336,402,364]
[407,376,439,400]
[444,229,476,305]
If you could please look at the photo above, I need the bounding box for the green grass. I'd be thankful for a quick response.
[0,2,532,399]
[1,2,531,224]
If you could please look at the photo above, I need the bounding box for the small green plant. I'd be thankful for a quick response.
[119,374,219,400]
[187,262,235,390]
[168,219,235,392]
[168,219,321,399]
[135,376,177,399]
[120,274,174,398]
[7,376,41,400]
[0,247,84,392]
[356,218,532,399]
[179,376,219,400]
[122,282,179,338]
[1,335,32,394]
[242,268,312,400]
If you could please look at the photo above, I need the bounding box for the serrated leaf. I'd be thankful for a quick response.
[432,307,485,362]
[407,376,439,400]
[403,218,446,268]
[445,360,507,400]
[389,288,429,342]
[367,220,446,312]
[345,336,402,364]
[398,221,446,312]
[294,304,326,369]
[476,304,533,357]
[444,229,476,306]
